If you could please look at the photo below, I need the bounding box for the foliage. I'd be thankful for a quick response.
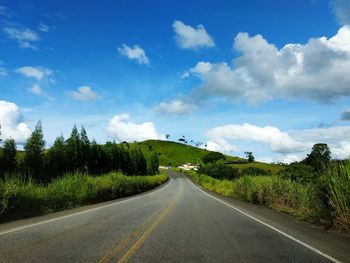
[0,139,17,176]
[202,151,226,164]
[0,172,168,221]
[198,163,239,180]
[277,162,316,184]
[244,151,255,162]
[148,152,159,175]
[304,143,331,172]
[240,167,269,176]
[321,162,350,232]
[23,121,45,180]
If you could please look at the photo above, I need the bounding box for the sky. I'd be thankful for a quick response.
[1,0,350,163]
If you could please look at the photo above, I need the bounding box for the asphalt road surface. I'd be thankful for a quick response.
[0,171,347,263]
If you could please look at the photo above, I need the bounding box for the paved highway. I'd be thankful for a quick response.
[0,171,347,262]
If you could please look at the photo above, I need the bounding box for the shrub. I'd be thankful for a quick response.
[198,163,239,180]
[278,163,316,184]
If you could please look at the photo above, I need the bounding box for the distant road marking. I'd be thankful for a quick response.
[189,178,341,263]
[0,178,173,236]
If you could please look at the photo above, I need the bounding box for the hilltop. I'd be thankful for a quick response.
[130,140,240,167]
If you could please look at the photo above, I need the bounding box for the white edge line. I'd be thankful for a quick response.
[0,177,173,236]
[190,179,341,263]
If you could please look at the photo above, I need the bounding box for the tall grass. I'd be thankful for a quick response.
[322,163,350,231]
[188,171,322,222]
[0,172,168,221]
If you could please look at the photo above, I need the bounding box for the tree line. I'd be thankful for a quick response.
[0,122,159,182]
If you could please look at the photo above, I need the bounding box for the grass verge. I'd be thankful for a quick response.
[0,172,168,222]
[186,171,322,222]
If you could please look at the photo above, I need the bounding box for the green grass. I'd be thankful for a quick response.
[0,172,168,222]
[130,140,240,167]
[187,171,322,222]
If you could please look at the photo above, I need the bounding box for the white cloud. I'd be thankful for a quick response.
[0,100,31,143]
[118,44,149,65]
[156,99,194,115]
[30,84,42,95]
[0,67,7,77]
[68,86,97,101]
[331,0,350,26]
[3,27,40,49]
[201,138,237,154]
[15,66,52,81]
[206,123,350,162]
[106,114,165,142]
[182,61,213,78]
[185,26,350,104]
[38,23,50,32]
[173,20,215,50]
[207,123,305,154]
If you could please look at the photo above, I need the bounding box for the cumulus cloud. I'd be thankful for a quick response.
[207,123,305,154]
[156,99,194,115]
[30,84,42,95]
[206,122,350,161]
[15,66,52,81]
[201,138,237,154]
[68,86,97,101]
[106,114,165,142]
[0,100,31,143]
[3,27,40,49]
[185,26,350,104]
[331,0,350,26]
[341,109,350,120]
[173,20,215,50]
[0,67,7,77]
[118,44,149,65]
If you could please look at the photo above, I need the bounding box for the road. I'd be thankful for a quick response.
[0,171,348,263]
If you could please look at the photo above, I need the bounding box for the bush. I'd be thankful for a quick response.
[278,163,316,184]
[198,163,239,180]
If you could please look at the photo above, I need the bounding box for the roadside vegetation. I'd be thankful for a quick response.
[0,172,168,221]
[0,122,167,221]
[188,144,350,233]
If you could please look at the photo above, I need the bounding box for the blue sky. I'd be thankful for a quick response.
[1,0,350,162]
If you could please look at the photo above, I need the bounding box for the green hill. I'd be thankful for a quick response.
[130,140,240,167]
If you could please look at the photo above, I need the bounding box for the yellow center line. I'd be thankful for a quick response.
[97,179,183,263]
[117,179,183,263]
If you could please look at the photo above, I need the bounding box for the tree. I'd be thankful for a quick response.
[148,152,159,175]
[46,135,67,178]
[24,121,45,180]
[66,125,81,172]
[245,151,255,163]
[80,126,90,171]
[304,143,331,172]
[202,151,226,164]
[1,139,17,174]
